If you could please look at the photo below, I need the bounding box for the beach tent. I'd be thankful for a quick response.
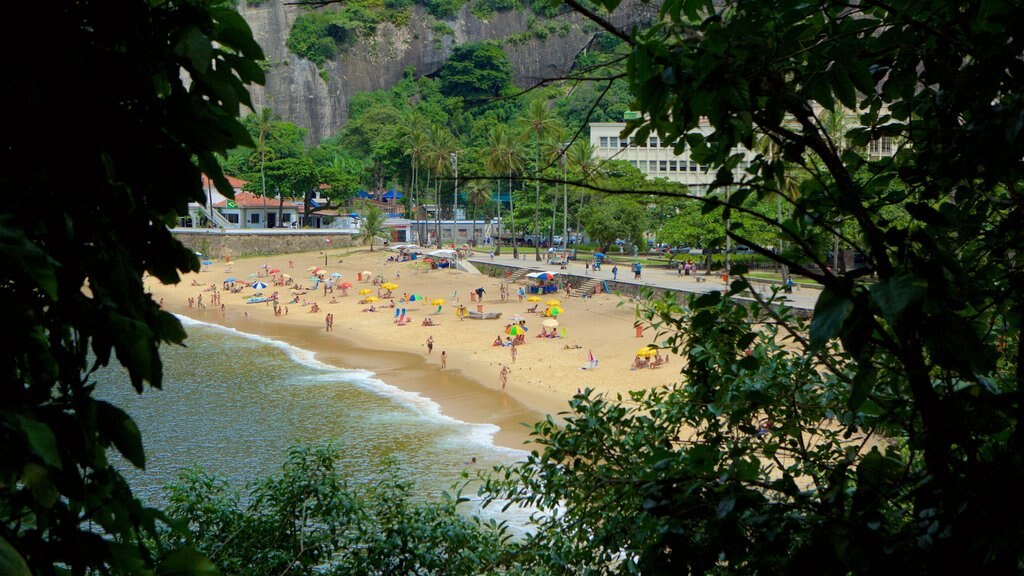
[355,190,373,199]
[382,189,403,200]
[526,271,558,281]
[427,249,458,259]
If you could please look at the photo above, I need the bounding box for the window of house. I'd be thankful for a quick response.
[249,213,261,224]
[600,136,609,148]
[282,213,292,223]
[689,163,698,172]
[649,137,658,146]
[669,160,678,172]
[226,213,239,224]
[609,136,619,148]
[659,160,668,172]
[638,160,648,171]
[629,160,637,168]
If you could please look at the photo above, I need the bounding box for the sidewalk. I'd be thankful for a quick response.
[469,249,821,312]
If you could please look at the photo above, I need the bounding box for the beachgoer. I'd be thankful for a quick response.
[612,265,618,280]
[510,343,518,363]
[500,365,510,390]
[426,335,434,355]
[440,350,447,369]
[475,287,486,300]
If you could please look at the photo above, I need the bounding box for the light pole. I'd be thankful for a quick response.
[562,144,568,252]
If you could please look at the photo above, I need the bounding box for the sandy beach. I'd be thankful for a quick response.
[149,248,681,449]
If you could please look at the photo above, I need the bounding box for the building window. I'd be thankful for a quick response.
[600,136,609,148]
[609,136,619,148]
[649,137,658,146]
[659,160,668,172]
[689,163,698,172]
[638,160,648,171]
[249,213,261,224]
[669,160,678,172]
[869,137,894,156]
[226,213,239,224]
[282,213,292,223]
[629,160,637,168]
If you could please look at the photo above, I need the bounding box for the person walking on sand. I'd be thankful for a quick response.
[510,342,518,363]
[500,365,510,390]
[440,350,447,369]
[427,335,434,355]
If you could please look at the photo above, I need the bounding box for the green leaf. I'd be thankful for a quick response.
[809,288,854,351]
[157,547,219,576]
[21,463,58,508]
[17,416,62,469]
[174,26,213,74]
[97,401,146,469]
[0,536,30,576]
[0,215,59,300]
[869,273,926,326]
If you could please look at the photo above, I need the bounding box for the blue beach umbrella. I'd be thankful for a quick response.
[330,272,342,278]
[225,277,237,283]
[202,260,213,266]
[251,281,268,290]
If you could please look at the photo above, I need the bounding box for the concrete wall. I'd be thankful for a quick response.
[172,229,360,259]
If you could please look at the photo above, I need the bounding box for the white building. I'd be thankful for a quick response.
[589,122,755,193]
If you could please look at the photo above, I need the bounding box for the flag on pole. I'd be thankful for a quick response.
[588,350,594,363]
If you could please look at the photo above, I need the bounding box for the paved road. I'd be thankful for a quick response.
[467,250,821,312]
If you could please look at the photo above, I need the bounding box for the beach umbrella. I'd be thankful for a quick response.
[593,252,605,258]
[547,306,564,317]
[408,294,424,302]
[330,272,342,278]
[430,298,445,306]
[281,273,292,279]
[225,277,237,283]
[251,282,268,290]
[508,314,525,322]
[269,268,280,274]
[365,296,380,302]
[358,288,372,295]
[506,325,526,336]
[527,296,542,302]
[361,270,372,278]
[546,299,562,307]
[543,319,559,328]
[382,282,399,290]
[201,260,213,266]
[340,282,353,289]
[636,347,657,358]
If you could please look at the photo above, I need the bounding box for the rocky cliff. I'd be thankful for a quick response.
[238,1,635,144]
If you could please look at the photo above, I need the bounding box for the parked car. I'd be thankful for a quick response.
[731,245,754,254]
[668,246,690,254]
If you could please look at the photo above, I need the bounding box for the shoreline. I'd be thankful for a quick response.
[149,249,681,452]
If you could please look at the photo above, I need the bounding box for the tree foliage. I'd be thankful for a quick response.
[438,41,515,103]
[1,0,263,573]
[162,443,520,575]
[484,0,1024,573]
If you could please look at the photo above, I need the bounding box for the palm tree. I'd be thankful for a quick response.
[485,125,523,257]
[424,125,456,248]
[401,115,430,243]
[517,98,563,261]
[568,139,601,242]
[754,133,802,284]
[255,107,274,227]
[819,109,852,272]
[357,200,388,251]
[467,181,490,246]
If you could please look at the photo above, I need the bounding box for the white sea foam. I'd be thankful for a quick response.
[175,315,529,459]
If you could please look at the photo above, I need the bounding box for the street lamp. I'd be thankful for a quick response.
[450,151,459,237]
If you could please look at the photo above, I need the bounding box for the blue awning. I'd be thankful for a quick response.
[382,189,404,200]
[355,190,373,198]
[309,198,321,208]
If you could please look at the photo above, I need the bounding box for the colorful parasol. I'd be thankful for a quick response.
[546,306,564,317]
[358,288,373,295]
[636,346,657,358]
[545,299,562,307]
[382,282,399,290]
[364,296,380,302]
[506,325,526,336]
[527,296,542,302]
[430,298,445,306]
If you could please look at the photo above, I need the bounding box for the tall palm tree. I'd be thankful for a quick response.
[401,116,430,243]
[568,139,601,242]
[517,98,563,261]
[754,133,802,284]
[424,125,456,248]
[255,107,274,227]
[467,181,490,246]
[485,125,523,257]
[819,109,852,272]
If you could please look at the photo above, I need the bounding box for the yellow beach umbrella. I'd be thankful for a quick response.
[546,306,564,317]
[430,298,445,306]
[382,282,399,290]
[364,296,380,302]
[527,296,542,302]
[545,299,562,306]
[358,288,373,295]
[636,347,657,358]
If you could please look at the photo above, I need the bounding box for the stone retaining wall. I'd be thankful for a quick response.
[171,230,360,258]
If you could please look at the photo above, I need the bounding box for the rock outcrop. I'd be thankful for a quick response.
[238,1,618,143]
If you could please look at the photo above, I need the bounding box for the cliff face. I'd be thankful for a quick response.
[238,1,601,144]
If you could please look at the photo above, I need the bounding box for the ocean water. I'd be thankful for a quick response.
[94,316,532,527]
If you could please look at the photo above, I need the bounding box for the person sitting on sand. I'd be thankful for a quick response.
[421,317,436,326]
[329,297,338,304]
[493,335,503,346]
[310,303,320,313]
[362,305,377,312]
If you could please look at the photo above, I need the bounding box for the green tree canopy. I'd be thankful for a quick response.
[1,0,263,572]
[438,41,515,103]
